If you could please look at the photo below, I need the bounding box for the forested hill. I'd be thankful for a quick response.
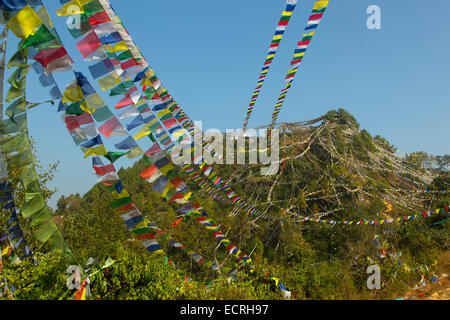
[3,109,449,300]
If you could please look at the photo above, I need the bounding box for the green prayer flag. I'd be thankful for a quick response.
[6,86,25,103]
[104,151,127,163]
[7,49,28,68]
[109,80,134,96]
[160,114,173,121]
[22,24,56,49]
[20,164,38,189]
[8,66,29,87]
[116,50,133,61]
[5,96,27,119]
[6,150,33,168]
[30,206,53,227]
[22,192,46,218]
[133,227,151,235]
[33,220,58,243]
[0,132,29,153]
[83,0,104,16]
[92,105,114,122]
[0,113,27,134]
[166,170,178,180]
[110,196,132,209]
[65,101,85,115]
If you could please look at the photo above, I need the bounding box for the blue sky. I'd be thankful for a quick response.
[8,0,449,208]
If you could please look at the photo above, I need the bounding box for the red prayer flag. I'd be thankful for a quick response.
[145,143,162,156]
[171,216,184,228]
[76,31,101,58]
[32,47,70,67]
[98,117,122,138]
[309,13,323,21]
[120,58,139,70]
[88,11,111,25]
[140,164,158,179]
[93,164,116,176]
[115,95,134,109]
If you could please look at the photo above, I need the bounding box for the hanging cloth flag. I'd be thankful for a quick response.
[106,40,128,53]
[97,71,121,91]
[114,136,138,150]
[145,143,162,156]
[6,5,42,39]
[31,46,73,74]
[126,146,144,159]
[98,116,127,138]
[76,30,102,58]
[140,164,161,183]
[126,114,145,131]
[62,80,84,103]
[133,124,151,141]
[242,0,299,130]
[88,10,111,25]
[102,151,127,163]
[118,105,139,120]
[74,71,96,96]
[22,24,56,49]
[88,59,116,79]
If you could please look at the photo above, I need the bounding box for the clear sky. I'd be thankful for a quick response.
[8,0,449,208]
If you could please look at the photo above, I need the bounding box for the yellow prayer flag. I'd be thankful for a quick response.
[85,93,105,110]
[133,125,151,140]
[79,101,92,114]
[56,0,91,16]
[161,183,175,198]
[97,72,121,91]
[303,31,316,37]
[313,1,329,10]
[282,11,293,16]
[135,98,147,107]
[107,40,129,53]
[7,5,42,39]
[62,82,84,103]
[126,146,144,159]
[140,78,152,86]
[159,162,174,175]
[82,145,107,158]
[156,109,170,118]
[1,245,9,256]
[135,221,147,229]
[146,69,155,78]
[119,189,130,198]
[172,129,186,138]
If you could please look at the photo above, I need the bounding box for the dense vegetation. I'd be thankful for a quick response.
[1,109,449,300]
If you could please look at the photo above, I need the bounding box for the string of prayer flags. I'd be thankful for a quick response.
[242,0,299,130]
[1,33,72,259]
[267,1,329,142]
